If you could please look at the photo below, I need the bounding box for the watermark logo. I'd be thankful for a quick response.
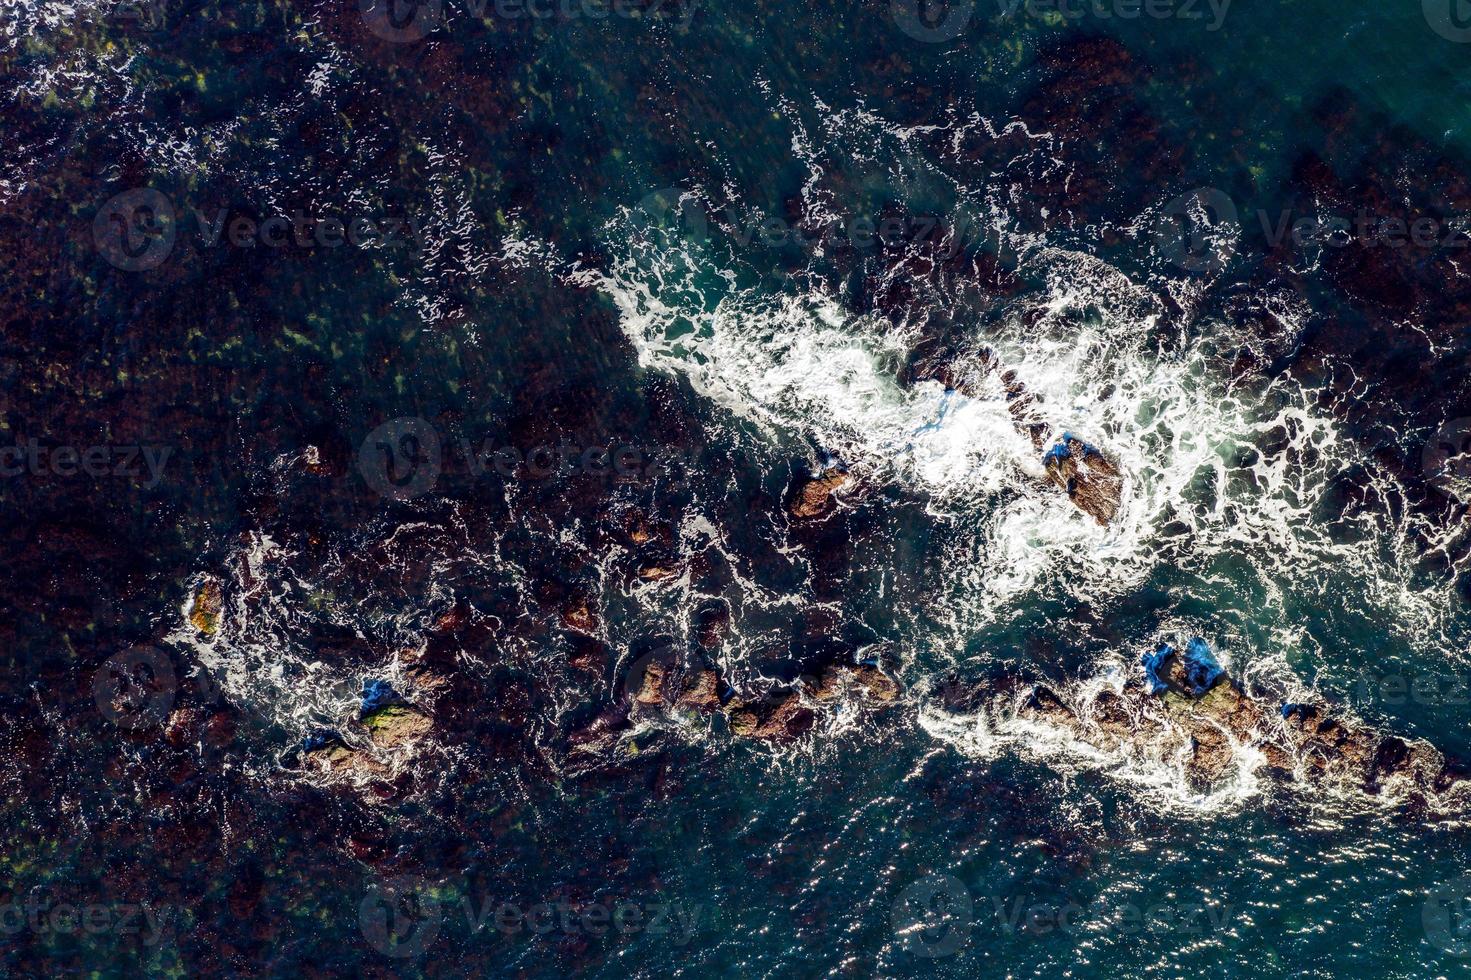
[109,0,169,28]
[1423,875,1471,957]
[358,417,443,502]
[1425,0,1471,42]
[357,417,692,500]
[996,0,1230,30]
[361,0,444,42]
[92,646,177,730]
[94,190,177,272]
[1154,187,1239,273]
[1422,417,1471,502]
[892,874,973,958]
[632,187,709,251]
[891,0,975,41]
[361,0,698,42]
[360,875,442,959]
[359,877,702,958]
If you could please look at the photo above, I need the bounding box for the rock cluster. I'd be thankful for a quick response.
[572,658,900,754]
[969,642,1470,810]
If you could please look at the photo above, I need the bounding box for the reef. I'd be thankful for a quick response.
[938,640,1471,813]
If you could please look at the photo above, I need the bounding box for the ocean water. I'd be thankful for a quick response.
[4,0,1471,975]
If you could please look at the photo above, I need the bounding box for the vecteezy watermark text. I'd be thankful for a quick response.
[357,417,692,502]
[359,0,699,43]
[892,0,1230,43]
[1153,187,1471,273]
[359,875,703,958]
[0,439,172,488]
[633,188,999,261]
[93,189,427,272]
[892,874,1234,958]
[0,895,171,946]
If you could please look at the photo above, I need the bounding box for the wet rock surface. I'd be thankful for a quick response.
[788,469,851,519]
[967,646,1471,811]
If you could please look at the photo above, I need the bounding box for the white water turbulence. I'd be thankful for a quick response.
[582,187,1464,664]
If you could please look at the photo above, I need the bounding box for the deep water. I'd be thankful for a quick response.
[4,0,1471,976]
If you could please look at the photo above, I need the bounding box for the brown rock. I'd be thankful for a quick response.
[362,705,433,750]
[1043,438,1123,526]
[637,563,680,582]
[676,669,722,713]
[562,601,597,633]
[635,662,671,706]
[728,691,816,742]
[188,580,222,635]
[789,471,850,519]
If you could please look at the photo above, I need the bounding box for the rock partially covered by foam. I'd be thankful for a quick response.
[983,658,1471,809]
[301,704,435,785]
[1141,638,1225,697]
[570,655,902,753]
[1042,433,1123,526]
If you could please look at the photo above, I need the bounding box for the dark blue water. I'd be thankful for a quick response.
[4,0,1471,975]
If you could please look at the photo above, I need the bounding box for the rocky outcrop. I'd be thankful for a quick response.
[188,580,222,635]
[788,470,851,519]
[570,655,903,754]
[909,348,1125,525]
[301,705,435,784]
[956,641,1471,810]
[561,600,598,633]
[728,691,816,741]
[1042,434,1124,526]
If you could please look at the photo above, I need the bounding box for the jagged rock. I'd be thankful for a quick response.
[1043,435,1124,526]
[307,743,391,780]
[728,691,815,742]
[188,580,222,635]
[788,470,850,519]
[807,664,901,704]
[905,348,1125,525]
[677,669,722,713]
[361,705,433,750]
[301,705,434,784]
[634,661,671,706]
[562,601,598,633]
[569,709,632,754]
[165,707,203,748]
[987,648,1471,808]
[637,563,680,582]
